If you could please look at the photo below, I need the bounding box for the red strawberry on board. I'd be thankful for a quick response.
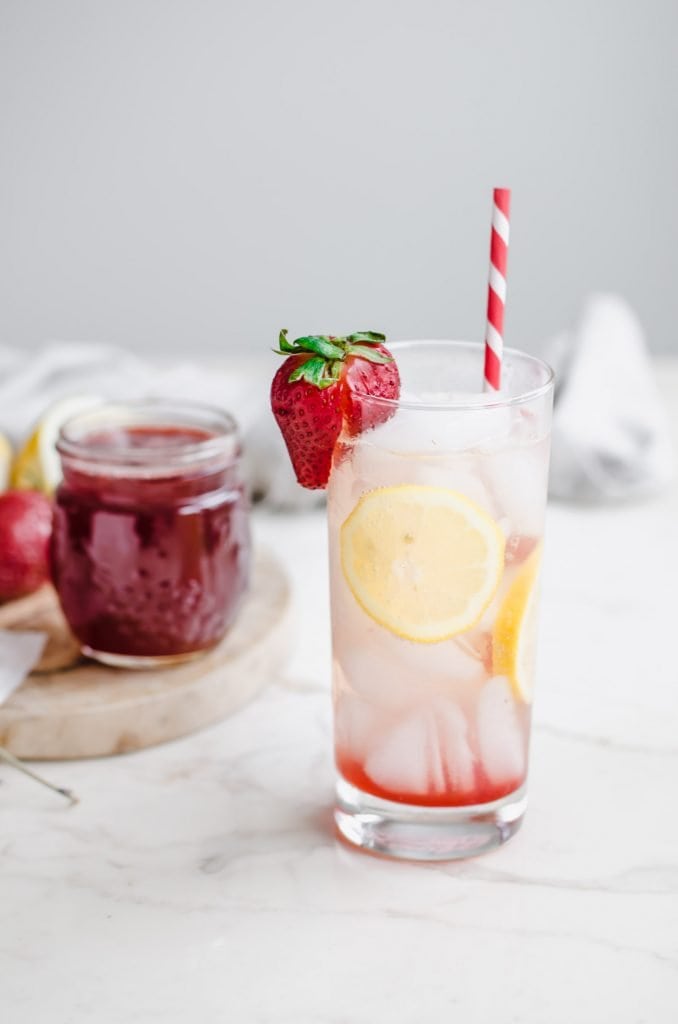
[0,490,53,602]
[270,331,400,489]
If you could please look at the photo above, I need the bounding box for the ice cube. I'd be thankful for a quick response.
[416,457,496,512]
[435,700,477,794]
[364,709,436,795]
[478,441,549,537]
[391,634,488,692]
[476,676,526,786]
[361,405,513,457]
[347,440,415,492]
[364,701,476,798]
[352,448,496,511]
[334,608,487,713]
[333,671,379,761]
[335,639,427,713]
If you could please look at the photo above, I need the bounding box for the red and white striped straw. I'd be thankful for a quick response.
[483,187,511,391]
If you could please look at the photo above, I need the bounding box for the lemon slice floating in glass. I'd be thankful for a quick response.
[340,485,505,643]
[492,542,543,702]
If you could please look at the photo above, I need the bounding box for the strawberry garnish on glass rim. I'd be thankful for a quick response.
[271,330,400,489]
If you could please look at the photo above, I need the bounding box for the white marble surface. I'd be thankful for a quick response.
[2,369,678,1023]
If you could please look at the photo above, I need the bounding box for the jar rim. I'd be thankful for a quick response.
[56,398,240,471]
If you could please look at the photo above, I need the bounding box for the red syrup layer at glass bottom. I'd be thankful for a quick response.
[336,752,524,808]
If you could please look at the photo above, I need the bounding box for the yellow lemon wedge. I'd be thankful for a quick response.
[0,433,12,491]
[492,542,543,702]
[340,485,505,643]
[11,396,100,493]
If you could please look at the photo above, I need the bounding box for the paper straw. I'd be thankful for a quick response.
[483,188,511,390]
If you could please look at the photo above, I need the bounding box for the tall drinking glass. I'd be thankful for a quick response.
[328,341,553,860]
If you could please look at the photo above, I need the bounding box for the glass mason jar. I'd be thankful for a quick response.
[51,400,251,668]
[329,341,554,860]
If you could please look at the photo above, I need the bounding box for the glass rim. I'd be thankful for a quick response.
[56,398,240,467]
[350,340,554,411]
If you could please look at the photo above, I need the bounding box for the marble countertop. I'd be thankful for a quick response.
[3,376,678,1023]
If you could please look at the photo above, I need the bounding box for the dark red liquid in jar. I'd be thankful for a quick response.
[51,425,250,660]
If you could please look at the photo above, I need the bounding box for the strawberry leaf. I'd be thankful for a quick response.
[346,331,386,344]
[346,344,393,364]
[278,329,301,354]
[288,355,336,388]
[295,336,346,360]
[276,328,390,383]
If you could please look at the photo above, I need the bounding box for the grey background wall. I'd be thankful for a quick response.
[1,0,676,356]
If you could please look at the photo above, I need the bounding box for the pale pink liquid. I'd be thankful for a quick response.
[328,422,550,808]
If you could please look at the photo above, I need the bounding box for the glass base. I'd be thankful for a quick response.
[82,646,211,669]
[335,775,527,861]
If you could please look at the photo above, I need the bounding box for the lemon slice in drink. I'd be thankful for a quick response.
[492,542,543,702]
[340,485,505,643]
[11,396,100,493]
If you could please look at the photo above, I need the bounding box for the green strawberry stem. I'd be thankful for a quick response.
[275,329,392,388]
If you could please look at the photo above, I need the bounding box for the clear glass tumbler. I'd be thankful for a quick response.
[328,341,553,860]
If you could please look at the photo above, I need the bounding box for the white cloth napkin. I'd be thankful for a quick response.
[547,294,674,501]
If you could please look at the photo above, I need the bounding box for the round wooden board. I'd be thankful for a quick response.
[0,549,292,760]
